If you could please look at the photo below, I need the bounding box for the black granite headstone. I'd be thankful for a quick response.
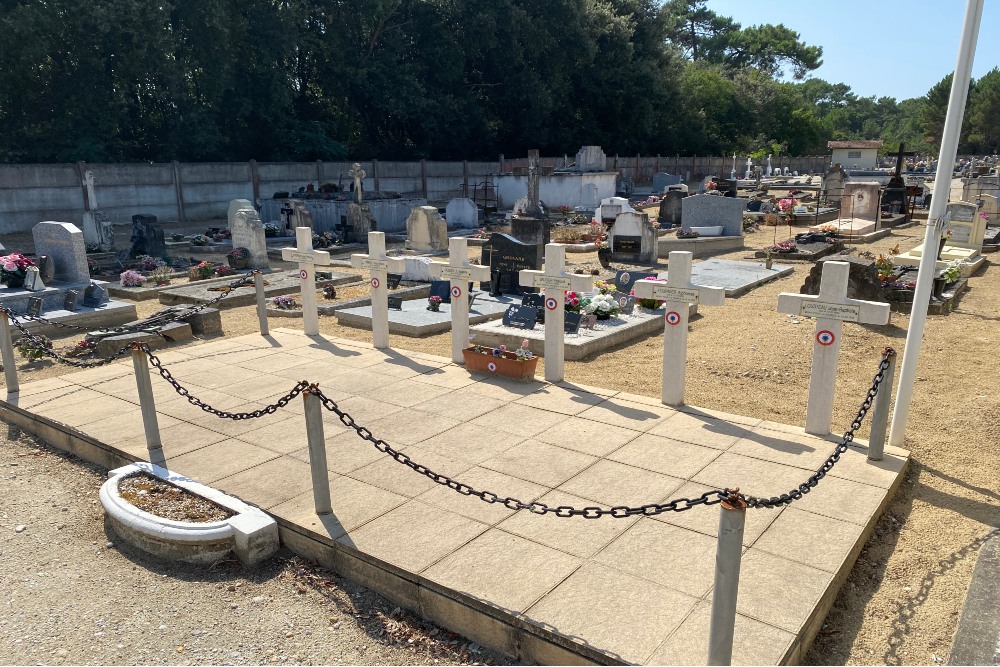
[429,280,451,303]
[481,233,542,294]
[26,297,43,317]
[614,270,658,294]
[387,296,403,310]
[564,311,582,334]
[63,290,79,311]
[501,305,538,330]
[659,191,687,226]
[130,214,166,259]
[387,273,402,290]
[510,218,550,246]
[82,282,108,308]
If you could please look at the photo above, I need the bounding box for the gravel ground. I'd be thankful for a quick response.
[2,213,999,664]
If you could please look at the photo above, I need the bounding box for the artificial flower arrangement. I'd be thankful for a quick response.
[427,295,443,311]
[272,295,298,309]
[564,290,590,313]
[189,261,214,281]
[214,264,234,277]
[470,340,533,362]
[149,265,173,286]
[767,240,798,253]
[676,229,700,239]
[471,227,490,239]
[119,269,148,287]
[263,222,281,237]
[584,292,621,319]
[189,234,209,246]
[0,253,35,286]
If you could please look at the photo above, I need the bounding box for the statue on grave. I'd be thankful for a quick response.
[348,163,366,205]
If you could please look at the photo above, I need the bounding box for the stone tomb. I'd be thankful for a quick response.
[652,173,682,194]
[608,211,658,264]
[480,233,542,295]
[405,206,449,252]
[892,201,987,275]
[660,195,746,256]
[822,164,848,203]
[575,145,607,172]
[31,222,90,283]
[595,197,635,224]
[445,198,479,228]
[683,259,795,297]
[811,182,880,237]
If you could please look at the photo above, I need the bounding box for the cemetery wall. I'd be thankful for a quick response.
[0,155,830,233]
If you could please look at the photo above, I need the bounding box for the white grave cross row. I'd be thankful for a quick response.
[281,226,334,336]
[429,238,491,364]
[350,232,406,350]
[518,244,594,383]
[777,261,890,435]
[632,251,725,406]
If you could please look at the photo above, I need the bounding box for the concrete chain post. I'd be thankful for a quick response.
[131,345,165,467]
[254,272,269,336]
[867,350,897,461]
[707,492,746,666]
[1,311,19,393]
[303,389,332,515]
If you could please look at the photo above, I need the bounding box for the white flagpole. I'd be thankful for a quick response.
[889,0,984,447]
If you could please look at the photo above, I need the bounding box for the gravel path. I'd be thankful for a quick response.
[2,214,999,664]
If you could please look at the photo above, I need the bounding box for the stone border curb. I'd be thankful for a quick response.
[949,530,1000,665]
[100,461,279,567]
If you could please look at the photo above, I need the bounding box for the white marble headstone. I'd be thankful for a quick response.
[231,208,269,269]
[445,198,478,228]
[405,206,448,252]
[228,199,254,229]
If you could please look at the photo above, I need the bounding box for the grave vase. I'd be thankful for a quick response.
[932,276,947,298]
[2,272,26,289]
[597,248,611,269]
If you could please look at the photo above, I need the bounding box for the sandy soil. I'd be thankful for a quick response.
[3,215,999,664]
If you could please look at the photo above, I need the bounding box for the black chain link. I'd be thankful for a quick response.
[4,312,137,368]
[310,347,896,518]
[145,348,309,419]
[0,270,259,335]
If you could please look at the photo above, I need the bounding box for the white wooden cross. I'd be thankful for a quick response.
[428,238,491,364]
[777,261,890,435]
[281,226,334,336]
[518,244,594,382]
[632,251,726,406]
[350,231,406,349]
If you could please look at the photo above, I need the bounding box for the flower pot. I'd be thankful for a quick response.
[462,347,538,381]
[932,277,947,298]
[427,304,440,312]
[595,312,612,320]
[597,248,611,268]
[2,273,25,289]
[227,256,250,269]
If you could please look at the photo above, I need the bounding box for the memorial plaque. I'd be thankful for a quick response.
[945,224,972,244]
[613,236,642,253]
[26,297,43,317]
[580,314,597,330]
[612,291,636,315]
[800,301,861,322]
[387,296,403,311]
[439,266,473,281]
[386,273,402,290]
[501,305,538,330]
[359,258,388,271]
[521,293,545,323]
[82,282,108,308]
[614,270,657,294]
[63,290,79,311]
[951,206,975,223]
[564,311,582,334]
[648,285,701,304]
[532,275,572,290]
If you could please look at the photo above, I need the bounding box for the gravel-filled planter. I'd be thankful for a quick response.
[100,462,278,567]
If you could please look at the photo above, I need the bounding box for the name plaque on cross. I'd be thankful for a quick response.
[439,266,473,281]
[801,302,861,322]
[532,276,572,290]
[286,250,320,264]
[649,285,702,304]
[359,258,389,271]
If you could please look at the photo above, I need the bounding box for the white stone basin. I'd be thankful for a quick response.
[689,226,723,236]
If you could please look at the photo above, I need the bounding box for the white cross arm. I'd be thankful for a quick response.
[349,253,406,273]
[632,279,725,306]
[777,292,890,325]
[428,261,491,283]
[282,246,334,265]
[518,270,594,293]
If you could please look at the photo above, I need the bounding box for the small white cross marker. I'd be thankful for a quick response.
[350,232,406,349]
[777,261,890,435]
[632,251,726,406]
[519,244,594,382]
[429,238,491,364]
[281,226,333,336]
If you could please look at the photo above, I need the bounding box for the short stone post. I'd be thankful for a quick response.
[281,226,334,336]
[428,238,491,364]
[0,310,19,393]
[867,349,897,461]
[131,344,165,467]
[350,232,406,350]
[632,251,726,406]
[777,261,891,435]
[707,492,746,666]
[302,388,331,515]
[254,271,269,336]
[518,244,595,382]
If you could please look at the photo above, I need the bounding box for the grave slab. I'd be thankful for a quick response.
[335,294,515,336]
[9,301,139,336]
[754,240,846,262]
[1,328,909,667]
[679,259,795,297]
[157,270,359,308]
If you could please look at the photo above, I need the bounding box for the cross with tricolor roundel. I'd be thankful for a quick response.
[777,260,890,435]
[350,232,406,349]
[281,226,334,336]
[518,244,594,382]
[428,238,491,364]
[632,251,725,406]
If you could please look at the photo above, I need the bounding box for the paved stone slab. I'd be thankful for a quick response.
[670,258,794,297]
[157,270,360,308]
[0,328,910,666]
[335,293,516,336]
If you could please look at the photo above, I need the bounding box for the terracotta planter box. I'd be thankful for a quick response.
[462,347,538,381]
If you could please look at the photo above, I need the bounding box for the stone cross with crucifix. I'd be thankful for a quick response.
[632,251,726,406]
[350,232,406,349]
[348,163,366,205]
[281,227,334,336]
[777,261,890,435]
[429,238,491,364]
[518,244,594,382]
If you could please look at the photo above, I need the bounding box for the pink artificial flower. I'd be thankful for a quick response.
[2,262,15,271]
[521,339,529,348]
[499,345,506,352]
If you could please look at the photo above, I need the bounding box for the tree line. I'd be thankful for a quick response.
[0,0,997,164]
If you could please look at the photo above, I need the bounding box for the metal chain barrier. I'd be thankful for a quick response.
[145,348,310,420]
[309,347,896,518]
[5,312,137,368]
[0,270,259,335]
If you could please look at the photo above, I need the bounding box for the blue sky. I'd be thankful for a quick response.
[706,0,999,101]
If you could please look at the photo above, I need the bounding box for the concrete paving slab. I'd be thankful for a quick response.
[1,327,910,666]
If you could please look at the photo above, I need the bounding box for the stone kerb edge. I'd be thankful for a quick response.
[100,462,279,567]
